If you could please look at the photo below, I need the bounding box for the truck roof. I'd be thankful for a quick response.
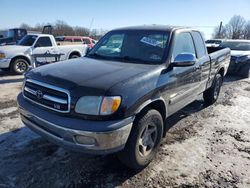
[112,25,188,32]
[27,33,52,37]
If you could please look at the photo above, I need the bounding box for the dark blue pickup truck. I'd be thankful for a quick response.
[17,26,230,169]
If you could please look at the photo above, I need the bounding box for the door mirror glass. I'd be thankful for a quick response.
[172,53,196,67]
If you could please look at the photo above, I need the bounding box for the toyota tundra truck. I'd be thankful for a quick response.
[17,26,230,169]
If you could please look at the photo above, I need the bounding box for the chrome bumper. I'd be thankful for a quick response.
[0,58,11,68]
[19,107,133,154]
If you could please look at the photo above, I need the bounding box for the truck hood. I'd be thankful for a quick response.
[0,45,31,58]
[231,50,250,57]
[26,57,156,97]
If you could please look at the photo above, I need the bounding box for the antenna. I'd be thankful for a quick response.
[89,18,94,36]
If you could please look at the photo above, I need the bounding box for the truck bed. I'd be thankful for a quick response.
[206,47,231,89]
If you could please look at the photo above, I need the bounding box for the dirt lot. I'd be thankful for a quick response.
[0,71,249,188]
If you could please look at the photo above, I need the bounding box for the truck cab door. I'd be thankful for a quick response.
[167,32,202,114]
[32,36,57,62]
[191,31,211,93]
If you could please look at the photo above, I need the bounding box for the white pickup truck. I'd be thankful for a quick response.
[0,34,88,74]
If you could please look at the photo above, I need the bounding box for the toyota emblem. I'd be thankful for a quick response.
[36,90,43,99]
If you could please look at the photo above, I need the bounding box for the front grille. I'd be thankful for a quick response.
[23,79,70,113]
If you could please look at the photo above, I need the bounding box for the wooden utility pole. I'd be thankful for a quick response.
[218,21,223,38]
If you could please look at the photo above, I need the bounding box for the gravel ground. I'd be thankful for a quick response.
[0,71,249,188]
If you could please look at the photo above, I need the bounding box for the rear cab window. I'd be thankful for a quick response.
[191,31,207,58]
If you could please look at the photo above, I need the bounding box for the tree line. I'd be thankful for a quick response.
[20,20,108,40]
[213,15,250,39]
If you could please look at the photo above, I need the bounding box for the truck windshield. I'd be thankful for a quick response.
[87,30,169,64]
[18,35,38,46]
[219,41,250,51]
[7,30,15,38]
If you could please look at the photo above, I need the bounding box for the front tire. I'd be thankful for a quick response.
[10,58,29,75]
[203,74,223,105]
[118,109,163,170]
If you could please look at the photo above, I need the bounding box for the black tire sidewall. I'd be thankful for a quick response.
[119,109,163,169]
[212,74,223,101]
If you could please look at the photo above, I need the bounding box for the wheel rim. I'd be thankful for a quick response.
[15,60,27,73]
[214,78,221,99]
[138,124,157,157]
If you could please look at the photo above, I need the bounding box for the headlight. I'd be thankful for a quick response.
[0,53,5,59]
[237,55,250,63]
[75,96,121,115]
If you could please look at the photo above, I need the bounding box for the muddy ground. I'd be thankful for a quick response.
[0,71,249,188]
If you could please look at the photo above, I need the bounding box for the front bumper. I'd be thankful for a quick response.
[17,93,134,154]
[0,58,11,68]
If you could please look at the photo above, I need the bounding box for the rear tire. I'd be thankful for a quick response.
[203,74,223,105]
[117,109,163,170]
[10,58,29,75]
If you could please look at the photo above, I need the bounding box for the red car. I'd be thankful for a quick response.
[55,36,97,48]
[82,37,97,48]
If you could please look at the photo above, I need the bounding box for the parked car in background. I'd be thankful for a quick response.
[17,26,230,169]
[219,40,250,78]
[82,37,97,48]
[55,36,84,43]
[55,36,97,48]
[0,28,27,45]
[205,39,223,47]
[0,33,88,74]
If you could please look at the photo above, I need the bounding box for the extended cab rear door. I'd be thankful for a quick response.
[191,31,211,93]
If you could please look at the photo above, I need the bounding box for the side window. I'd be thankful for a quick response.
[35,37,52,47]
[74,38,82,42]
[172,32,196,60]
[83,39,91,44]
[192,31,206,58]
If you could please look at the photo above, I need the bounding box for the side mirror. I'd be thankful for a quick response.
[172,53,196,67]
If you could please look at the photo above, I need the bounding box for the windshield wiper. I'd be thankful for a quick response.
[117,56,155,64]
[87,52,110,59]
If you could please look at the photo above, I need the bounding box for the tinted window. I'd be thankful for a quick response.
[206,40,222,44]
[35,37,52,47]
[192,31,206,58]
[83,39,91,44]
[64,39,72,42]
[74,38,82,42]
[172,32,196,60]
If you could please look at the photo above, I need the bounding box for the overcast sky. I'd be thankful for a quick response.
[2,0,250,39]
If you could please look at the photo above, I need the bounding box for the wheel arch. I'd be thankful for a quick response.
[68,50,82,59]
[10,55,31,65]
[135,97,167,136]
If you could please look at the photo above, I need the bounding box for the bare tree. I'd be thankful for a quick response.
[19,20,106,38]
[213,25,227,39]
[226,15,246,39]
[243,21,250,39]
[74,26,90,36]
